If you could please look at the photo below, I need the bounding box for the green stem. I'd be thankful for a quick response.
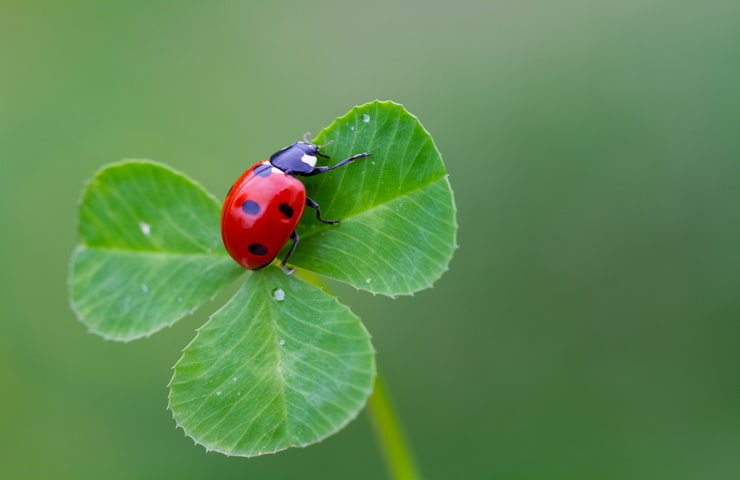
[367,373,422,480]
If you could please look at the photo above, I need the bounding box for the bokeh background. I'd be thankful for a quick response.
[2,1,739,479]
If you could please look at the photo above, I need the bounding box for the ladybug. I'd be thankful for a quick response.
[221,135,371,270]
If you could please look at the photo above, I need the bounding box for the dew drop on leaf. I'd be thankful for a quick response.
[272,288,285,301]
[362,114,371,122]
[141,283,149,293]
[279,339,286,346]
[139,222,151,236]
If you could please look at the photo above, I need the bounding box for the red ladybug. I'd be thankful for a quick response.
[221,136,371,270]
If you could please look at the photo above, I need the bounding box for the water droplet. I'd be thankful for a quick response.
[216,391,222,396]
[362,114,371,122]
[350,125,355,131]
[366,278,372,284]
[140,283,149,293]
[279,339,286,346]
[371,161,375,165]
[139,222,151,236]
[272,288,285,301]
[232,377,238,381]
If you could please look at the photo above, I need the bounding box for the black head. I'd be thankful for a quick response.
[269,141,330,175]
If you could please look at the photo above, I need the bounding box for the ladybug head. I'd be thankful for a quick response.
[269,140,330,175]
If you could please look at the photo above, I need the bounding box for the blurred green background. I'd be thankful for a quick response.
[2,1,739,479]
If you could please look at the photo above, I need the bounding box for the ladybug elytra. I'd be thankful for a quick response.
[221,136,371,270]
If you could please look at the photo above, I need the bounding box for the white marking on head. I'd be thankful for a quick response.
[300,153,317,168]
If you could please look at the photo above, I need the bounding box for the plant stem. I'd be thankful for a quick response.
[367,373,422,480]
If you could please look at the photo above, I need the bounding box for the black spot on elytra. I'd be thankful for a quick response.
[254,163,272,177]
[279,203,294,218]
[241,199,261,215]
[248,243,268,256]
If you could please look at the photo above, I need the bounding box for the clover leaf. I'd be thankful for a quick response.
[68,100,457,456]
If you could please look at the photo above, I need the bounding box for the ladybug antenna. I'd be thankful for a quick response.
[314,139,334,158]
[303,132,333,159]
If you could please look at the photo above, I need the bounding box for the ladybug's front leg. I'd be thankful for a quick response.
[304,152,372,176]
[306,197,339,224]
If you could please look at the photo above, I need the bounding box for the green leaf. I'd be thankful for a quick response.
[69,161,243,341]
[68,101,455,457]
[291,100,457,296]
[168,268,375,456]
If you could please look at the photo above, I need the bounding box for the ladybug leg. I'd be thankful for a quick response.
[306,197,339,224]
[304,152,372,176]
[280,230,299,267]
